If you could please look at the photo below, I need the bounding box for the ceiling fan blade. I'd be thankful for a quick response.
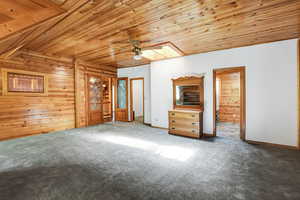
[112,40,130,45]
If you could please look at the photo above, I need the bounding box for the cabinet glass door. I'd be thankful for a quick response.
[87,75,103,125]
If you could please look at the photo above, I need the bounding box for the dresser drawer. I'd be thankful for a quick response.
[169,111,199,120]
[169,128,200,138]
[169,120,199,129]
[169,125,199,134]
[169,118,199,125]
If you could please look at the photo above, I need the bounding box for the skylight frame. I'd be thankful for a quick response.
[142,42,184,61]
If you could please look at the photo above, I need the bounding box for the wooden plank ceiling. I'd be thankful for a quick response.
[0,0,65,41]
[0,0,300,68]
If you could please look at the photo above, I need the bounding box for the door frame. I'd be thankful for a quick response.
[213,66,246,140]
[130,77,145,123]
[112,78,117,121]
[298,39,300,150]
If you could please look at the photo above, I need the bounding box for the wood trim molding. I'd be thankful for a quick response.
[213,71,216,136]
[215,66,245,74]
[298,39,300,150]
[74,59,80,128]
[112,78,117,121]
[150,42,185,56]
[77,59,117,73]
[0,45,24,59]
[246,140,298,151]
[84,72,89,125]
[240,68,246,141]
[213,66,246,140]
[19,50,73,63]
[0,58,24,65]
[202,133,215,138]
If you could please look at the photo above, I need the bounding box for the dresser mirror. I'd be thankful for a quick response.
[175,85,201,105]
[172,76,204,110]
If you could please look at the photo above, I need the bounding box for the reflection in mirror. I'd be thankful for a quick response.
[176,85,200,106]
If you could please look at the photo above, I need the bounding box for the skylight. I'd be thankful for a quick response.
[142,42,184,61]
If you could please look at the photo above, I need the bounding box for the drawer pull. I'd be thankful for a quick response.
[191,115,195,117]
[192,130,195,133]
[192,122,196,125]
[171,113,175,116]
[172,120,176,123]
[171,127,176,130]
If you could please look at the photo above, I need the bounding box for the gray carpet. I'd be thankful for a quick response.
[217,122,240,138]
[0,122,300,200]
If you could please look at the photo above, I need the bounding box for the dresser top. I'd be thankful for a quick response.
[169,109,203,113]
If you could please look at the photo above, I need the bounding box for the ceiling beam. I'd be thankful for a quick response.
[0,45,24,59]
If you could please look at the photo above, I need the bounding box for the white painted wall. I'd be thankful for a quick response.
[118,65,151,124]
[150,39,298,147]
[132,80,143,117]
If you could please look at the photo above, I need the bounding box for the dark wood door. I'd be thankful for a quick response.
[115,77,128,122]
[87,75,103,126]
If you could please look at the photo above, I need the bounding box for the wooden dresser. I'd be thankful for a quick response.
[168,110,203,139]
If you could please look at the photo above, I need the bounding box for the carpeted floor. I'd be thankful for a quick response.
[0,122,300,200]
[217,122,240,138]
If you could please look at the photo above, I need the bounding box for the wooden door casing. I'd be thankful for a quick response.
[213,67,246,141]
[130,78,145,122]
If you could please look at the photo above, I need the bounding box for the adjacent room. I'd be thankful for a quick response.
[130,78,144,123]
[215,68,242,139]
[0,0,300,200]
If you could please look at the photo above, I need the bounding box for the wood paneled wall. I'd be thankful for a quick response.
[217,72,240,123]
[0,53,116,140]
[0,55,75,140]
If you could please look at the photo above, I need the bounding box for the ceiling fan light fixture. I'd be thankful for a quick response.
[133,54,142,60]
[133,47,142,60]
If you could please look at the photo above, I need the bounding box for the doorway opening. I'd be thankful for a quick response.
[130,78,144,124]
[213,67,246,140]
[114,77,129,122]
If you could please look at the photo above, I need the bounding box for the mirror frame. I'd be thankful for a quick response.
[172,76,204,111]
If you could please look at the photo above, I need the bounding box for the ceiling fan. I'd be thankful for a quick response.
[113,39,163,60]
[129,40,163,60]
